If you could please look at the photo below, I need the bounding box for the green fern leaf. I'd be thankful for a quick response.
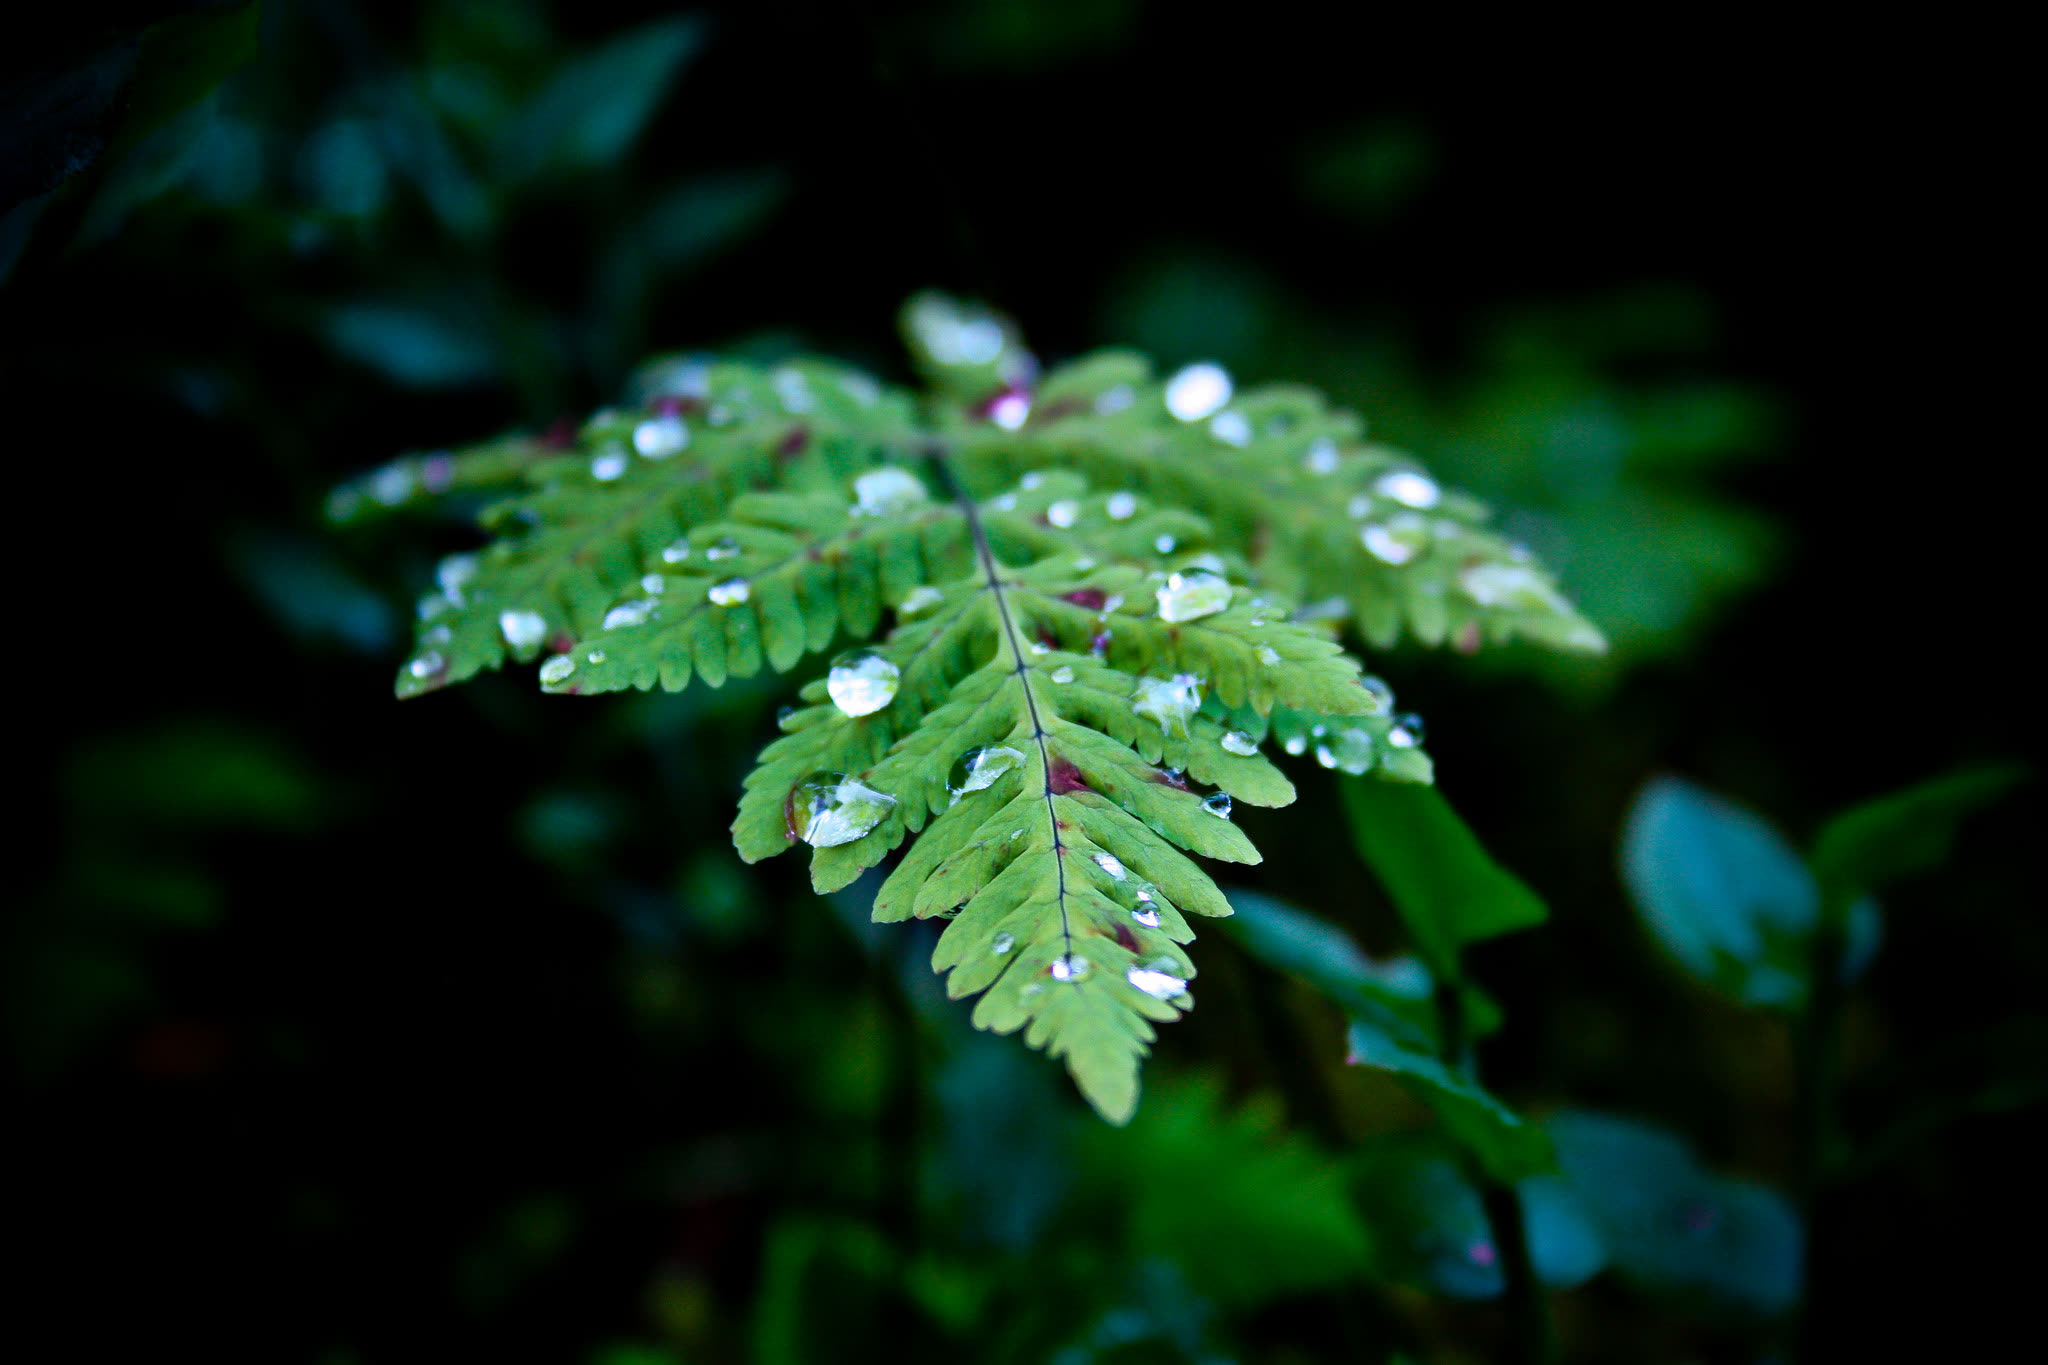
[342,297,1601,1122]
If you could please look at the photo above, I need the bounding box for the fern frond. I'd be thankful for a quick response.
[344,297,1602,1121]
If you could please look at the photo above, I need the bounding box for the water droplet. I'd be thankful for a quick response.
[1348,494,1374,519]
[1106,491,1138,520]
[1050,954,1091,982]
[1049,665,1075,684]
[1184,552,1227,574]
[708,578,750,606]
[1388,713,1424,747]
[422,624,452,647]
[1256,644,1282,666]
[1020,472,1046,490]
[1131,674,1202,735]
[436,554,479,606]
[1127,961,1188,999]
[773,367,815,413]
[988,390,1031,430]
[1156,570,1232,623]
[1093,852,1127,880]
[1072,556,1097,571]
[1458,562,1565,611]
[776,705,797,726]
[1202,792,1234,819]
[370,464,414,506]
[640,573,666,595]
[1375,469,1440,509]
[1314,728,1377,774]
[1028,641,1050,656]
[1283,734,1307,756]
[1131,901,1162,929]
[1047,499,1079,528]
[500,609,547,649]
[1209,410,1252,446]
[586,648,606,664]
[991,932,1016,955]
[992,493,1017,511]
[704,537,741,562]
[633,414,688,458]
[539,654,575,686]
[661,538,692,564]
[1153,534,1177,555]
[839,371,881,406]
[898,585,943,615]
[1164,363,1232,421]
[1303,438,1340,474]
[1221,730,1259,756]
[591,448,629,481]
[408,651,444,679]
[1359,675,1394,714]
[790,772,897,847]
[950,745,1027,796]
[827,648,901,716]
[1095,385,1136,414]
[1361,513,1431,565]
[603,599,657,630]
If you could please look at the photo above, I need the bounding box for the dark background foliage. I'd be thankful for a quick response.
[5,3,2038,1361]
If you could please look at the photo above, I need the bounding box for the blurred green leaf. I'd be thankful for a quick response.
[1620,776,1818,1007]
[322,299,501,388]
[67,721,322,833]
[1345,1016,1550,1182]
[1809,762,2028,909]
[1339,778,1548,978]
[496,16,703,182]
[1218,886,1438,1048]
[1545,1111,1802,1317]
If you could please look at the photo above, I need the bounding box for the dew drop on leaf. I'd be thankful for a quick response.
[853,466,929,516]
[1050,665,1075,684]
[949,745,1026,796]
[1156,570,1232,623]
[1360,674,1395,714]
[1127,960,1189,999]
[1283,734,1308,756]
[898,585,944,616]
[1164,363,1232,421]
[1050,954,1092,982]
[436,554,479,605]
[1458,561,1566,611]
[1314,728,1377,774]
[1047,499,1079,528]
[633,414,688,458]
[1374,469,1440,509]
[1132,674,1203,735]
[704,537,741,562]
[1209,410,1252,446]
[1202,792,1234,819]
[408,651,444,679]
[1361,513,1431,565]
[707,578,750,606]
[1093,852,1127,880]
[1095,384,1136,414]
[539,655,575,686]
[790,772,896,847]
[1221,730,1259,756]
[1256,644,1282,666]
[660,539,692,565]
[989,390,1031,430]
[603,599,657,630]
[1388,713,1425,747]
[991,932,1016,955]
[591,448,629,481]
[423,624,452,647]
[1106,491,1138,520]
[1132,906,1162,929]
[1303,438,1340,474]
[826,649,901,716]
[1154,534,1177,555]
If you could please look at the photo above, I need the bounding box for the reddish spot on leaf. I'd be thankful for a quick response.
[1152,768,1188,789]
[1454,621,1482,655]
[777,425,810,458]
[1113,923,1141,952]
[1048,757,1090,794]
[549,632,576,653]
[1035,397,1084,423]
[1062,588,1108,610]
[541,417,576,449]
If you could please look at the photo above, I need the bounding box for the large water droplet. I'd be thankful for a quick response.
[603,599,657,630]
[660,538,692,565]
[1314,728,1377,774]
[898,585,943,616]
[1021,472,1046,490]
[1093,852,1127,880]
[539,655,576,686]
[704,537,741,562]
[1359,675,1395,714]
[708,578,750,606]
[1209,410,1252,446]
[1202,792,1234,819]
[1047,499,1079,528]
[1127,960,1189,999]
[949,745,1027,795]
[791,773,896,847]
[500,609,547,649]
[436,554,479,606]
[1131,899,1162,929]
[826,649,901,716]
[1106,491,1138,520]
[1303,438,1340,474]
[1221,730,1259,756]
[408,651,444,679]
[1361,513,1431,565]
[1375,469,1440,509]
[854,466,929,516]
[1049,665,1075,684]
[1458,562,1566,611]
[1388,713,1425,747]
[1164,363,1232,421]
[1153,533,1178,555]
[991,932,1016,955]
[773,367,815,413]
[1131,674,1203,735]
[591,448,629,481]
[1050,954,1092,983]
[633,414,688,458]
[1283,734,1307,756]
[1156,570,1232,623]
[640,573,666,595]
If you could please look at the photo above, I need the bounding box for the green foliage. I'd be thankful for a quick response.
[344,294,1601,1121]
[1809,763,2030,914]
